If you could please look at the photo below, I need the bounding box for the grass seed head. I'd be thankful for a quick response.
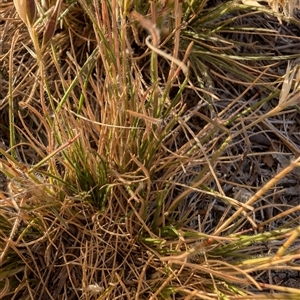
[13,0,37,27]
[42,0,63,50]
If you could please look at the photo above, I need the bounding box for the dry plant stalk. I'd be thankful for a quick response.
[131,11,188,76]
[215,156,300,235]
[267,0,299,16]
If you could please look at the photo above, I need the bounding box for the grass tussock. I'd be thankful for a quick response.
[0,0,300,299]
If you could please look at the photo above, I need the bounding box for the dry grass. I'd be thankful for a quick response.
[0,0,300,299]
